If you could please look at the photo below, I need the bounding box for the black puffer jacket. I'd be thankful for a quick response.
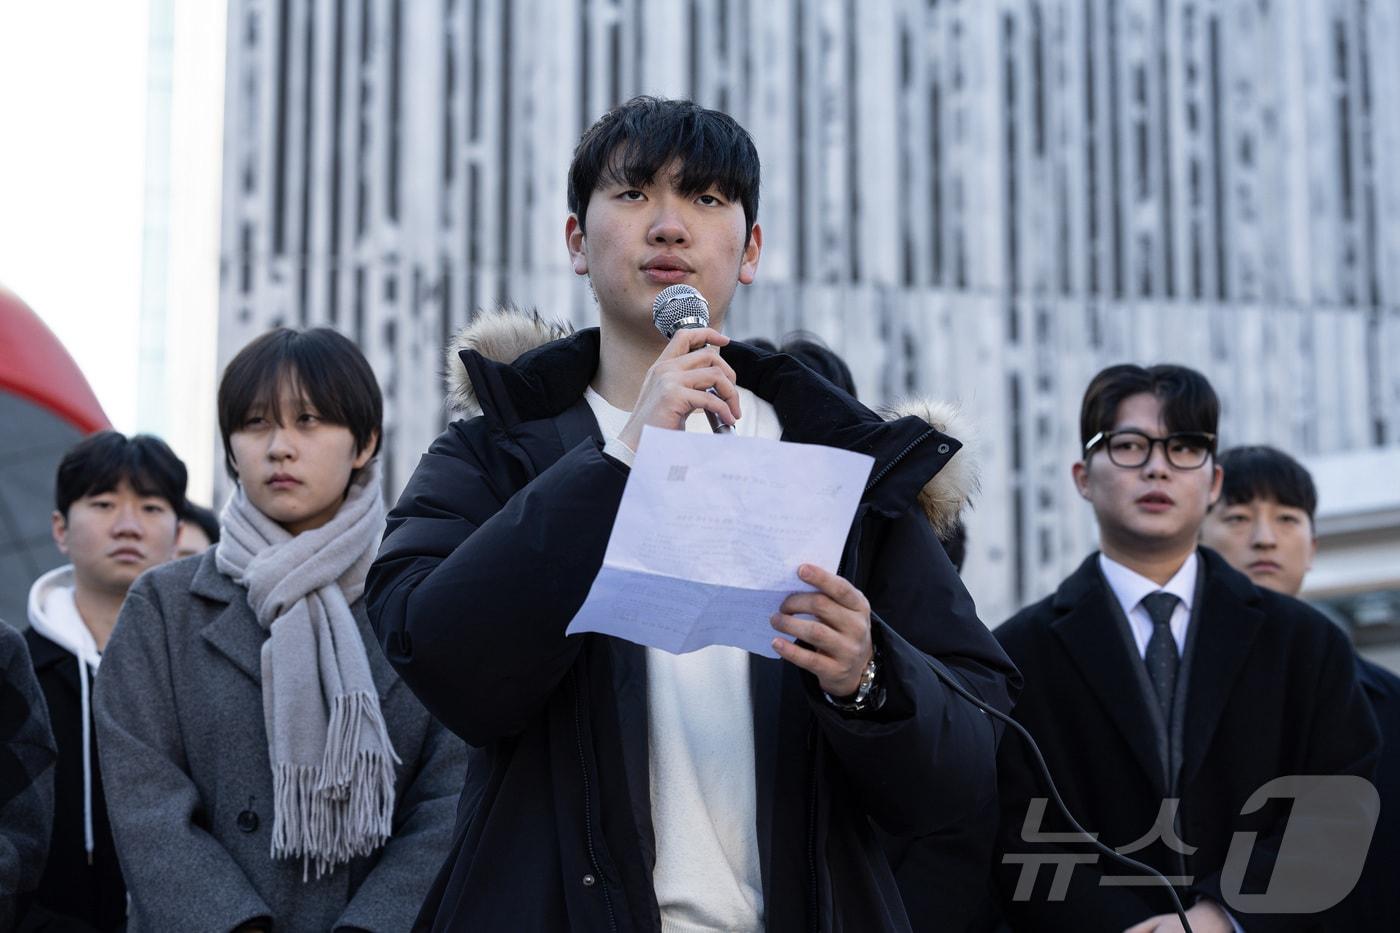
[367,315,1018,932]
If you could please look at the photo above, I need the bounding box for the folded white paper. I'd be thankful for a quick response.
[566,425,875,656]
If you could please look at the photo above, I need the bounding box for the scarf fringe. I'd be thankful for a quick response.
[271,692,401,881]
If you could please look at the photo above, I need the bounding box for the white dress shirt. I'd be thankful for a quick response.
[1098,551,1198,659]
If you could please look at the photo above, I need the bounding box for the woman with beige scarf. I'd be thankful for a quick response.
[94,328,465,933]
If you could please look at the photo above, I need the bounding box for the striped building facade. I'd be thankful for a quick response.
[218,0,1400,624]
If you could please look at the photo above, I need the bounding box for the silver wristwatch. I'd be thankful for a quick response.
[824,653,879,712]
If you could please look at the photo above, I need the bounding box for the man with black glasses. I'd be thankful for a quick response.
[992,364,1378,932]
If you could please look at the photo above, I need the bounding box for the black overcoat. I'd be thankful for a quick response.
[1334,656,1400,928]
[993,549,1379,932]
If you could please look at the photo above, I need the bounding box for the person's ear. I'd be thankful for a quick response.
[737,222,762,285]
[352,431,379,471]
[565,214,588,276]
[1208,462,1224,506]
[1071,460,1091,500]
[51,510,69,554]
[164,518,184,559]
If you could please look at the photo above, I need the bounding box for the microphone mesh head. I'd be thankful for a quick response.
[651,285,710,337]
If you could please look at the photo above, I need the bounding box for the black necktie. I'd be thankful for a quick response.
[1141,592,1181,722]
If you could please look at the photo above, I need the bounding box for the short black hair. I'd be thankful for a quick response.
[1215,445,1317,523]
[744,333,857,396]
[55,432,187,519]
[568,96,761,243]
[1079,363,1220,452]
[217,327,383,478]
[181,502,221,544]
[780,334,857,397]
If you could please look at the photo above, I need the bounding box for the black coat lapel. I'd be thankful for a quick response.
[1179,550,1265,789]
[1049,557,1169,797]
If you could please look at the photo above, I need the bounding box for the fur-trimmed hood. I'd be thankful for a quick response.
[880,397,980,538]
[445,308,575,417]
[445,309,978,536]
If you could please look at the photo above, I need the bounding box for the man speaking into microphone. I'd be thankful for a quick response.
[368,95,1016,932]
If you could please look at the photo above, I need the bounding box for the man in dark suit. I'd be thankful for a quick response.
[993,364,1379,933]
[1201,445,1400,929]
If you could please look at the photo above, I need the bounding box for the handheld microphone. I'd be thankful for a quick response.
[651,284,734,435]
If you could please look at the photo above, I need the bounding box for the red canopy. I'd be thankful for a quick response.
[0,285,110,433]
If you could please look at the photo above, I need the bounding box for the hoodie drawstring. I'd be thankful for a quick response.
[79,657,95,865]
[27,565,101,867]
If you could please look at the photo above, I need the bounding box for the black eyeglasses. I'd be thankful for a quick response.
[1084,430,1216,470]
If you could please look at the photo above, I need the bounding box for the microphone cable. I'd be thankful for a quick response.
[920,653,1195,933]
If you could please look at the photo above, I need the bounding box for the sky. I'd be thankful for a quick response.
[0,1,152,433]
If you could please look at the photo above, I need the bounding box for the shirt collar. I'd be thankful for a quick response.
[1098,550,1199,619]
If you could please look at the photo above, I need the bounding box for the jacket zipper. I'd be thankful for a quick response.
[863,428,938,493]
[572,670,619,933]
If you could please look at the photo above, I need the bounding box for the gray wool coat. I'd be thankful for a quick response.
[93,549,467,933]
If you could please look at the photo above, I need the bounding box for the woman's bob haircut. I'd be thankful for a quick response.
[217,327,383,478]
